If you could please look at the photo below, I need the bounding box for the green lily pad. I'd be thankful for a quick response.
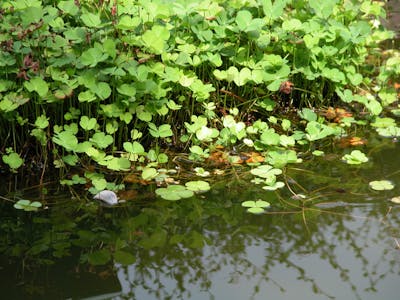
[342,150,368,165]
[369,180,394,191]
[241,199,271,214]
[13,199,42,212]
[185,180,210,192]
[250,165,282,178]
[155,185,194,201]
[390,196,400,204]
[262,181,285,191]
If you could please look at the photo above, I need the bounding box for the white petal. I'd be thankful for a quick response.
[93,190,118,205]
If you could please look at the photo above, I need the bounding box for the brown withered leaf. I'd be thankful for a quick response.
[244,152,265,164]
[338,136,367,148]
[279,81,294,94]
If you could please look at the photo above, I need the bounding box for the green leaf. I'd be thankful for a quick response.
[3,152,23,170]
[117,84,136,97]
[369,180,394,191]
[14,199,42,211]
[53,131,78,151]
[114,250,136,265]
[90,132,113,149]
[148,123,173,138]
[262,181,285,190]
[79,116,97,131]
[241,199,271,214]
[81,12,101,27]
[78,90,97,102]
[80,47,107,67]
[116,15,141,30]
[106,157,131,171]
[123,141,145,154]
[262,0,287,22]
[95,82,112,100]
[298,108,317,122]
[155,185,194,201]
[34,115,49,129]
[342,150,368,165]
[142,167,158,180]
[24,77,48,97]
[58,0,79,16]
[185,180,210,192]
[142,25,170,54]
[236,10,253,31]
[260,128,280,145]
[308,0,339,19]
[88,249,111,266]
[251,165,282,178]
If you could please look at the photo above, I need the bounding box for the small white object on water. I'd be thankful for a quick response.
[93,190,119,205]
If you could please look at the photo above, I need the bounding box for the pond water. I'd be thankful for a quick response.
[1,132,400,300]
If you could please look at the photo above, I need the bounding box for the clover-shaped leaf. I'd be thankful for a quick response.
[155,185,194,201]
[369,180,394,191]
[342,150,368,164]
[14,199,42,211]
[241,200,271,214]
[250,165,282,178]
[185,180,210,192]
[262,181,285,191]
[390,196,400,204]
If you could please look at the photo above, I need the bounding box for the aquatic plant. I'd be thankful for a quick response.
[0,0,398,208]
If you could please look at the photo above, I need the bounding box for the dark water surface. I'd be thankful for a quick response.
[1,134,400,300]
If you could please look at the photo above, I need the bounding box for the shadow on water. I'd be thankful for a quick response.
[1,133,400,300]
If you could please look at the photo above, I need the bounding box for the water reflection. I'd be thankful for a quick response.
[1,139,400,299]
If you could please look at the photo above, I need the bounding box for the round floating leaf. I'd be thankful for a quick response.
[390,196,400,204]
[13,199,42,211]
[247,207,265,214]
[241,199,271,214]
[250,165,282,178]
[262,181,285,191]
[185,180,210,192]
[155,185,194,201]
[312,150,325,156]
[369,180,394,191]
[342,150,368,165]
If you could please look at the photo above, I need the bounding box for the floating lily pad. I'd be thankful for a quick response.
[342,150,368,164]
[390,196,400,204]
[312,150,325,156]
[241,200,271,214]
[250,165,282,178]
[262,181,285,191]
[369,180,394,191]
[185,180,210,192]
[13,199,42,211]
[155,185,194,201]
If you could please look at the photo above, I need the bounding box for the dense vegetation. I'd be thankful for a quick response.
[0,0,399,199]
